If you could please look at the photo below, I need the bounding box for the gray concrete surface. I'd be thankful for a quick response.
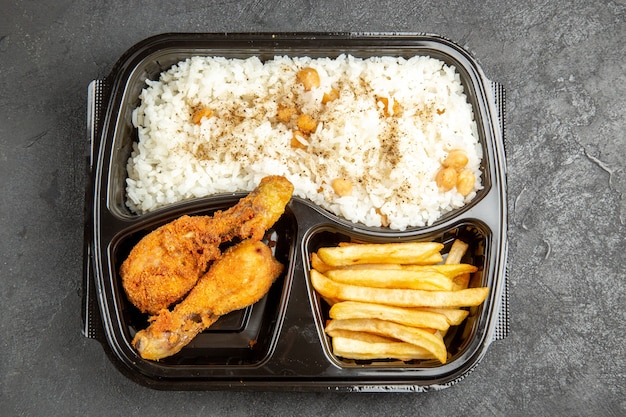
[1,1,624,416]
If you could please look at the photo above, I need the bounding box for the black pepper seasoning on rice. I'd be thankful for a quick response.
[128,54,481,229]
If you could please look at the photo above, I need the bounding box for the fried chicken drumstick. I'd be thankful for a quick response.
[120,176,294,314]
[132,239,284,360]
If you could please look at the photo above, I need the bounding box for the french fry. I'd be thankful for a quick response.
[324,328,398,343]
[310,252,334,273]
[414,307,470,326]
[325,318,448,363]
[452,274,471,291]
[329,301,450,331]
[445,239,469,265]
[311,252,399,273]
[325,268,454,291]
[415,251,447,265]
[445,239,471,290]
[313,253,476,278]
[331,335,436,361]
[316,242,444,266]
[311,269,489,308]
[402,263,477,278]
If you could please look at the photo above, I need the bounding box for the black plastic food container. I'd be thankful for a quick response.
[83,32,508,391]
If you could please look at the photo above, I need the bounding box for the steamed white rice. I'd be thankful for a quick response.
[126,54,482,230]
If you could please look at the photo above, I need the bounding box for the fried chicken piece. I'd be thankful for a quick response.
[132,239,284,360]
[120,176,294,314]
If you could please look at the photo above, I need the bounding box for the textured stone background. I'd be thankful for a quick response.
[1,1,624,415]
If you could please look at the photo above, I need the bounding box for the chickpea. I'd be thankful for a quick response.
[331,178,353,197]
[442,149,469,170]
[296,113,317,133]
[290,130,308,150]
[456,169,475,196]
[435,167,458,192]
[277,105,296,123]
[192,107,212,124]
[296,67,320,91]
[322,88,340,104]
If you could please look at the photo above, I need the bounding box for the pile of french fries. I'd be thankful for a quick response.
[310,239,489,364]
